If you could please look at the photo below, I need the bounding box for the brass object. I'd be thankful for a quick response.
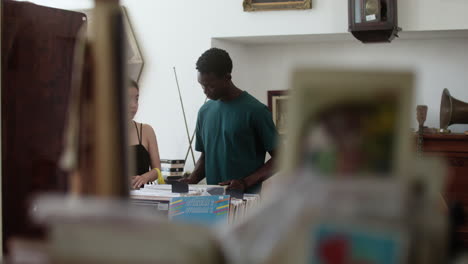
[439,128,451,134]
[365,0,379,15]
[416,105,428,156]
[416,105,428,127]
[440,88,468,130]
[243,0,311,11]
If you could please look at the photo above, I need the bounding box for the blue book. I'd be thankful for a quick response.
[168,195,230,226]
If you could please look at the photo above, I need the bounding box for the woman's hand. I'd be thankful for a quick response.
[131,175,149,189]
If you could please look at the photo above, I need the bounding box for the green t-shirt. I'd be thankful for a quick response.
[195,91,278,193]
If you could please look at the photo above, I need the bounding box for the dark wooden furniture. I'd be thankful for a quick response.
[2,0,85,253]
[348,0,401,43]
[421,133,468,245]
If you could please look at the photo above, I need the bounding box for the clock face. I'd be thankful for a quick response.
[365,0,379,16]
[362,0,380,22]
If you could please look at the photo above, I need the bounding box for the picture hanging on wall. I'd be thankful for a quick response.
[268,90,289,135]
[243,0,311,11]
[81,6,145,82]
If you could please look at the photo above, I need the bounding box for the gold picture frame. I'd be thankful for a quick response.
[243,0,311,11]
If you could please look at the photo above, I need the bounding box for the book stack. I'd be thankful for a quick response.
[161,159,185,179]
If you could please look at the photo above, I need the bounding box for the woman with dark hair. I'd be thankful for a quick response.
[128,80,162,188]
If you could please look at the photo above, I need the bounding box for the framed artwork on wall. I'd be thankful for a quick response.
[268,90,289,135]
[121,7,145,83]
[81,6,145,82]
[243,0,312,11]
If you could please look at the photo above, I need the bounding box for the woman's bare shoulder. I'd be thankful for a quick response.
[141,123,156,137]
[141,123,154,131]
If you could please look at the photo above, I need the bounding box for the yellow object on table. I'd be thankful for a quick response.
[154,168,165,184]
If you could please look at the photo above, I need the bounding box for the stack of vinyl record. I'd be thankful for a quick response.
[130,185,261,226]
[229,194,261,225]
[160,159,185,180]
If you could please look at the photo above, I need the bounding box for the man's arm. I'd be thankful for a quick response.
[181,153,206,184]
[220,150,276,190]
[243,150,276,188]
[219,105,278,191]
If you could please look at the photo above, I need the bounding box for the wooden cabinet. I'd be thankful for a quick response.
[421,134,468,245]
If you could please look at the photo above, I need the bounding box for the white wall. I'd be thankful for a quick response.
[238,37,468,132]
[18,0,468,170]
[20,0,468,36]
[121,0,468,170]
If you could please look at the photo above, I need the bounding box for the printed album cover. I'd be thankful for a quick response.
[169,195,230,225]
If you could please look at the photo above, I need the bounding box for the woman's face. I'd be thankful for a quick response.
[129,86,139,120]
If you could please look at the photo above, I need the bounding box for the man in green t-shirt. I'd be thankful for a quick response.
[182,48,278,193]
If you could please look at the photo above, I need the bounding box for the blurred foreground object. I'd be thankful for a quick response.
[16,195,224,264]
[60,0,130,196]
[9,0,224,262]
[279,69,413,178]
[1,0,86,252]
[90,0,129,197]
[220,168,448,264]
[219,69,448,264]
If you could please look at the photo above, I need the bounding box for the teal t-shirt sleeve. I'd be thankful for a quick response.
[195,111,204,152]
[252,106,278,152]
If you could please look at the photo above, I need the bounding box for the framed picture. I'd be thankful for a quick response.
[121,7,145,83]
[80,6,145,82]
[268,90,289,135]
[243,0,312,11]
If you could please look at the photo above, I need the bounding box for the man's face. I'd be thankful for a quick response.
[198,72,229,100]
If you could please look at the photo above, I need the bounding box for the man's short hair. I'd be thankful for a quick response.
[196,48,233,77]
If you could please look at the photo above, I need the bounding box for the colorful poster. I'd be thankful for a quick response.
[310,223,403,264]
[168,196,230,225]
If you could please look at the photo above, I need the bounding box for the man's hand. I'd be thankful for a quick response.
[132,175,149,189]
[178,177,197,184]
[219,179,246,191]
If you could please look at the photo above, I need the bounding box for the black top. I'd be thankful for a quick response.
[130,122,151,176]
